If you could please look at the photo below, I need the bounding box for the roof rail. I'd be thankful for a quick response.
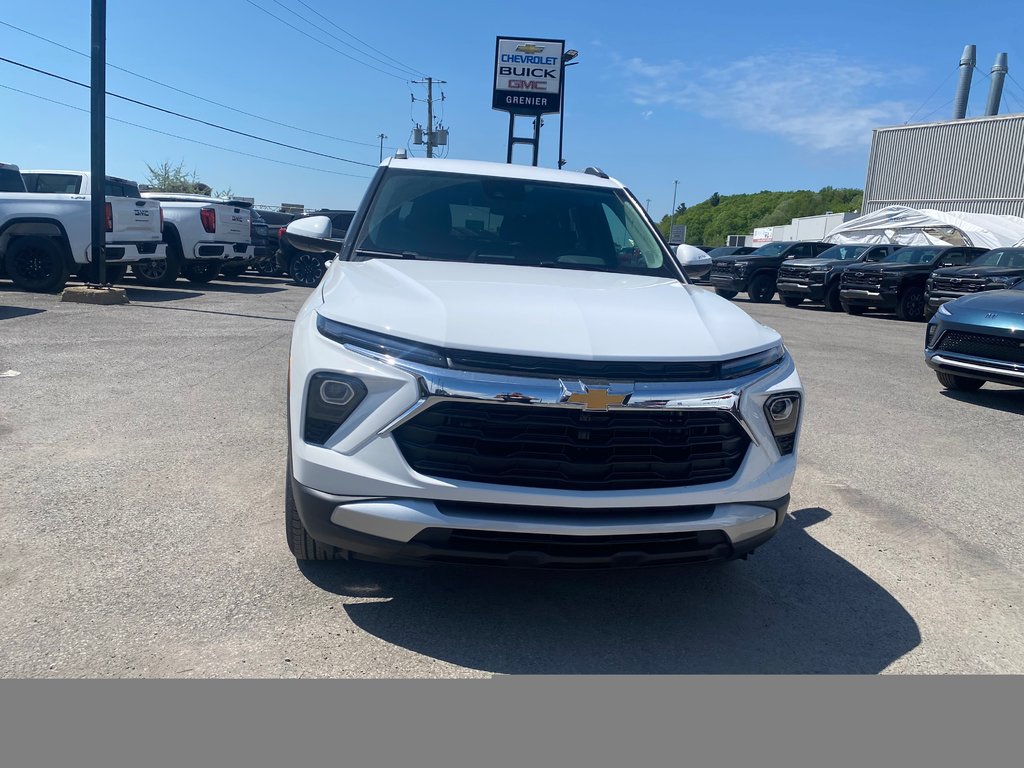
[583,166,609,179]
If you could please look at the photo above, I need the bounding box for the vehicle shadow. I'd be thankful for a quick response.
[218,274,293,286]
[940,388,1024,415]
[121,287,204,303]
[298,507,921,674]
[0,306,46,320]
[184,282,286,295]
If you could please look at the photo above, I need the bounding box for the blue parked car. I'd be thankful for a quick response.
[924,280,1024,391]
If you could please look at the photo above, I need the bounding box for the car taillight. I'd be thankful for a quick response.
[278,226,286,241]
[159,207,164,233]
[104,201,113,232]
[200,207,216,233]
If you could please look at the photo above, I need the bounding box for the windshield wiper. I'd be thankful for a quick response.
[354,249,423,260]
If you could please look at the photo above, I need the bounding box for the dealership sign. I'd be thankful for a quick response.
[492,37,565,115]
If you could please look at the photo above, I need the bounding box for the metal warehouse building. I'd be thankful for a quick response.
[862,113,1024,217]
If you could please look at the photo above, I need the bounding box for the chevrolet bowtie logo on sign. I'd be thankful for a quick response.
[567,386,628,412]
[516,44,544,54]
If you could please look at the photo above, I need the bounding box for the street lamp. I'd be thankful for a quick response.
[557,48,579,170]
[378,133,387,163]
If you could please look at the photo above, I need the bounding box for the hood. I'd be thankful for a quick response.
[316,259,780,361]
[943,289,1024,326]
[783,257,858,270]
[852,262,934,274]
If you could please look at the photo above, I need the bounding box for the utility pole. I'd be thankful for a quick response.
[411,77,447,158]
[645,198,651,212]
[377,133,387,163]
[670,180,679,235]
[90,0,106,286]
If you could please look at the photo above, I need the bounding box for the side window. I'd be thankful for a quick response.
[812,243,832,255]
[941,250,966,266]
[789,243,814,258]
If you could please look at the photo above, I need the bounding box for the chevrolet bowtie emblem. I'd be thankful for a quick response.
[567,386,628,411]
[516,44,545,54]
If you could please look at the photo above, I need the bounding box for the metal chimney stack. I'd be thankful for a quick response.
[984,52,1008,116]
[953,44,976,120]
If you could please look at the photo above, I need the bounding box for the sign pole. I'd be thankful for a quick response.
[90,0,107,286]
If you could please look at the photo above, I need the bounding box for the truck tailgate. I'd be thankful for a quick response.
[109,197,162,243]
[215,203,251,244]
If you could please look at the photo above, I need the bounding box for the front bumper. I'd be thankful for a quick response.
[777,280,826,301]
[190,243,256,262]
[288,307,803,566]
[709,273,747,292]
[291,478,789,568]
[839,286,898,309]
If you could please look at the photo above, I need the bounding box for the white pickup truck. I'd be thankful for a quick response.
[0,165,166,292]
[134,193,255,286]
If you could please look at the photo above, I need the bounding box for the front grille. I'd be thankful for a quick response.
[410,527,733,568]
[936,331,1024,364]
[932,277,985,293]
[393,401,750,491]
[444,349,718,381]
[842,271,882,288]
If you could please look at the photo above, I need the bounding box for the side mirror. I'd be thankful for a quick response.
[675,244,711,280]
[283,215,343,254]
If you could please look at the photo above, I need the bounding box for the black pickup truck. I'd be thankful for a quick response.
[776,243,899,310]
[840,245,988,321]
[709,240,833,303]
[925,246,1024,318]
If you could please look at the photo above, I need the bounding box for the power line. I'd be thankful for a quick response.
[0,83,372,179]
[0,18,398,151]
[289,0,426,77]
[243,0,409,81]
[0,55,377,168]
[904,66,958,124]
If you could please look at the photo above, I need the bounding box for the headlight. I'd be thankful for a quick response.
[733,260,749,273]
[720,343,785,379]
[317,314,449,368]
[763,392,801,455]
[304,372,368,445]
[937,303,953,316]
[987,276,1017,286]
[808,268,830,277]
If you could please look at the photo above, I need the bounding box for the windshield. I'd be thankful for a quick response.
[970,248,1024,268]
[817,245,867,261]
[881,247,943,265]
[351,170,675,277]
[0,168,26,192]
[750,242,789,256]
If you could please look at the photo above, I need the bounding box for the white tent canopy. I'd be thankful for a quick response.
[824,205,1024,250]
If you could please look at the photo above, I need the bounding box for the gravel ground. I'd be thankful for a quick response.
[1,275,1022,676]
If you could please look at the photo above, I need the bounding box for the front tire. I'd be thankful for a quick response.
[132,243,183,287]
[715,288,738,300]
[824,282,842,312]
[782,295,803,307]
[182,260,220,284]
[748,273,777,303]
[4,237,69,293]
[896,286,926,322]
[289,252,327,288]
[285,451,345,561]
[936,372,985,391]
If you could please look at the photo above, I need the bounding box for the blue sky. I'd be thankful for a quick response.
[2,0,1023,216]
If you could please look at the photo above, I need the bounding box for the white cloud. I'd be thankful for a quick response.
[622,53,911,151]
[641,110,654,120]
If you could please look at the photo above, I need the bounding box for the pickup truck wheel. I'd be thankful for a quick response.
[842,301,866,315]
[896,286,926,322]
[715,289,738,300]
[4,236,69,293]
[285,450,345,561]
[824,283,842,312]
[132,244,182,287]
[748,273,777,303]
[781,296,803,307]
[254,253,282,276]
[290,252,326,288]
[182,261,220,284]
[936,372,985,391]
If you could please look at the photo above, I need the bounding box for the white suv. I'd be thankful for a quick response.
[285,158,803,568]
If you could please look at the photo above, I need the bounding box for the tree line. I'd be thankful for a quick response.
[659,187,863,246]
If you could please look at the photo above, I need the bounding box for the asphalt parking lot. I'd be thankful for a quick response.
[1,275,1023,676]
